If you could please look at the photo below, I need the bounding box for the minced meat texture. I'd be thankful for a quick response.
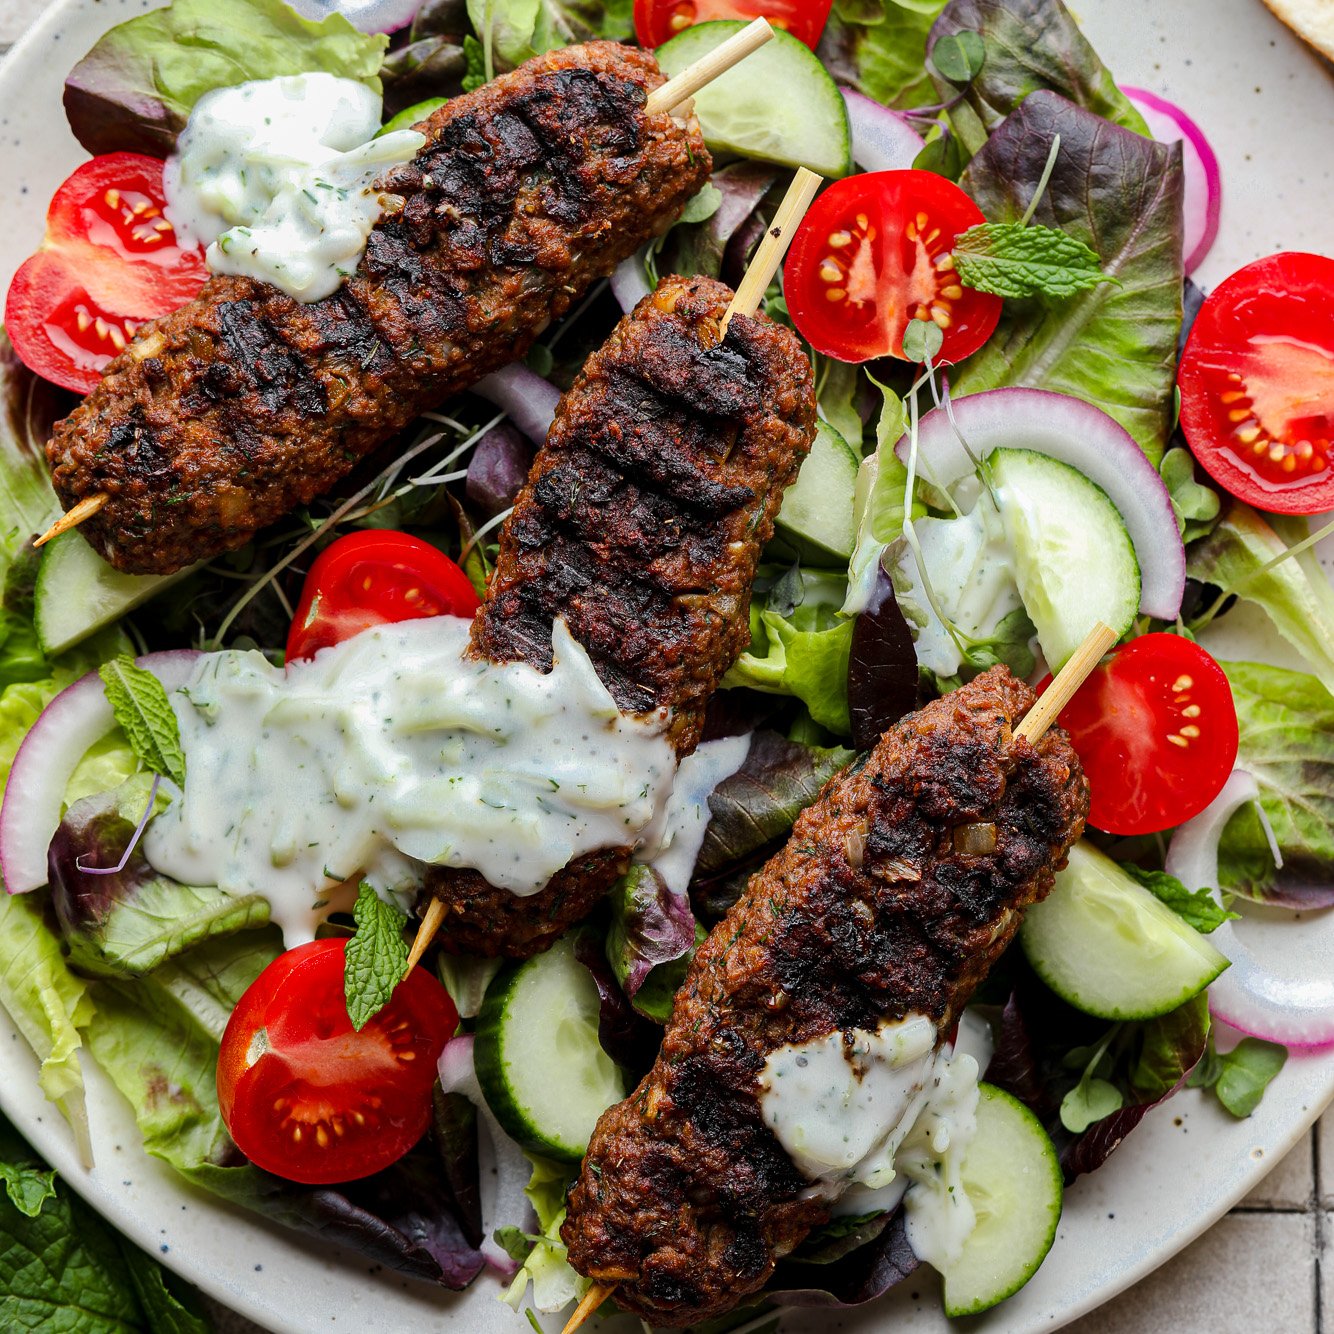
[46,42,710,575]
[422,274,816,957]
[562,667,1089,1324]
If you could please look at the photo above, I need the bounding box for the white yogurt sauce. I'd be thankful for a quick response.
[144,616,678,943]
[757,1014,981,1271]
[163,73,424,302]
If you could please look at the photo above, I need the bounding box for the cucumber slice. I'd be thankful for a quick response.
[34,532,194,657]
[775,420,859,560]
[378,97,447,137]
[1020,841,1229,1021]
[940,1083,1062,1317]
[655,22,852,178]
[989,448,1140,670]
[474,935,626,1161]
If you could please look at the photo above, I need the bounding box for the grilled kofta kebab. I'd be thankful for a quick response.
[420,271,817,959]
[563,666,1089,1324]
[44,41,712,576]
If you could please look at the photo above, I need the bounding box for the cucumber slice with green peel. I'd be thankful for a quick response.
[34,532,195,656]
[655,22,852,178]
[989,447,1140,670]
[474,935,626,1162]
[940,1083,1063,1317]
[1020,841,1229,1021]
[775,420,859,560]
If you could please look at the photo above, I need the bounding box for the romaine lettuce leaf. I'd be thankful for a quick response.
[1216,662,1334,909]
[953,92,1184,463]
[1189,504,1334,699]
[63,0,388,158]
[465,0,632,74]
[929,0,1148,157]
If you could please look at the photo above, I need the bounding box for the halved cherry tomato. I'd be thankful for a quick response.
[1041,634,1238,837]
[217,939,457,1185]
[783,170,1003,365]
[286,530,481,663]
[634,0,832,48]
[5,153,207,393]
[1178,252,1334,515]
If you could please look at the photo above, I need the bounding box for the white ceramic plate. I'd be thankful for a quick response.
[1,0,1333,1330]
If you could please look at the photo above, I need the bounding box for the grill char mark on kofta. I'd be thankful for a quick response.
[422,274,817,958]
[46,43,711,574]
[561,667,1089,1324]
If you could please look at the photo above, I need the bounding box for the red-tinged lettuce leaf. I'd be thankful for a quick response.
[465,423,534,520]
[572,930,662,1077]
[49,781,271,977]
[848,564,919,752]
[929,0,1148,156]
[817,0,948,111]
[655,162,778,284]
[953,91,1185,464]
[63,0,387,158]
[431,1084,483,1249]
[605,864,697,1001]
[695,731,854,877]
[986,973,1209,1180]
[766,1207,919,1307]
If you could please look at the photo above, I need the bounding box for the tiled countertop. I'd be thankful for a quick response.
[2,0,1331,1329]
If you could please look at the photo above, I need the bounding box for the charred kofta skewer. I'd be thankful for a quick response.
[417,265,818,960]
[43,41,718,576]
[561,662,1092,1326]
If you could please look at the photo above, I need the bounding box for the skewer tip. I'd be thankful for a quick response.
[403,897,446,979]
[561,1281,617,1334]
[644,15,775,116]
[33,492,109,548]
[1016,620,1118,745]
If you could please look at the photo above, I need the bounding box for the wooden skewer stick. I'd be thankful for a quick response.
[644,16,773,115]
[561,1281,618,1334]
[1015,621,1118,745]
[719,166,822,335]
[403,897,446,979]
[33,492,108,548]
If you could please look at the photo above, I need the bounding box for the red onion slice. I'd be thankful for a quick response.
[283,0,422,33]
[1167,770,1334,1048]
[841,88,925,172]
[894,386,1186,620]
[474,364,560,447]
[1122,86,1222,275]
[0,650,200,895]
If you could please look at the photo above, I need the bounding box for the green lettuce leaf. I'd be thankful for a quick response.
[818,0,949,110]
[954,92,1184,463]
[1216,662,1334,907]
[1188,1034,1287,1118]
[0,330,64,585]
[929,0,1148,156]
[466,0,632,74]
[503,1156,586,1314]
[1188,504,1334,699]
[724,571,855,736]
[63,0,388,157]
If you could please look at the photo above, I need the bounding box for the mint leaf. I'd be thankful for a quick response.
[1188,1035,1287,1118]
[344,883,408,1031]
[953,221,1114,299]
[98,656,186,787]
[1120,864,1238,934]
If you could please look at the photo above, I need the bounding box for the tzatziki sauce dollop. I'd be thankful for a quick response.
[757,1014,981,1270]
[163,72,424,302]
[143,616,678,944]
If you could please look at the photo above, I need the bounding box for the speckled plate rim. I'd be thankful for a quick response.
[1,0,1333,1330]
